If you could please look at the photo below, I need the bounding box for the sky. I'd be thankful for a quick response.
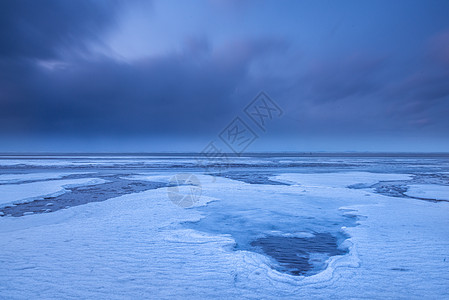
[0,0,448,153]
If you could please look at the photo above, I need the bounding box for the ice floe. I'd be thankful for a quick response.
[0,172,92,184]
[0,178,107,207]
[405,184,449,201]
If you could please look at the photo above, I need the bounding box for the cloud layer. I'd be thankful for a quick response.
[0,0,448,151]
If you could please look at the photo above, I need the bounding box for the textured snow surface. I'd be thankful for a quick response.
[274,172,413,187]
[0,170,449,299]
[0,178,107,207]
[405,184,449,201]
[0,172,91,184]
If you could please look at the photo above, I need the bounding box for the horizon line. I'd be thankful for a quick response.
[1,152,449,157]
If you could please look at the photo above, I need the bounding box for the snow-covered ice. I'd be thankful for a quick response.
[0,172,91,184]
[405,184,449,201]
[274,172,413,188]
[0,178,107,207]
[0,155,449,299]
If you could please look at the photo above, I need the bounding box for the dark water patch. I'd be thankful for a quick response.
[348,173,449,203]
[391,267,410,272]
[374,183,409,198]
[183,199,357,276]
[402,195,448,203]
[0,175,167,217]
[347,183,374,189]
[251,233,348,276]
[412,173,449,185]
[203,162,358,169]
[373,181,449,203]
[0,161,359,172]
[213,171,289,185]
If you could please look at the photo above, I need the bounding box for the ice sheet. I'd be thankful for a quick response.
[405,184,449,201]
[274,172,412,188]
[0,172,92,184]
[0,166,448,298]
[0,178,107,207]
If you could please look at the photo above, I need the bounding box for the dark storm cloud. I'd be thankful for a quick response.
[266,44,449,136]
[301,55,387,103]
[0,0,124,59]
[0,0,448,151]
[0,34,288,135]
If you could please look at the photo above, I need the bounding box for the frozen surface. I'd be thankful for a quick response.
[0,178,106,207]
[0,172,91,184]
[0,175,166,217]
[1,155,449,299]
[405,184,449,201]
[274,172,413,187]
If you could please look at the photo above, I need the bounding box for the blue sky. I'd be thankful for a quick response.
[0,0,448,152]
